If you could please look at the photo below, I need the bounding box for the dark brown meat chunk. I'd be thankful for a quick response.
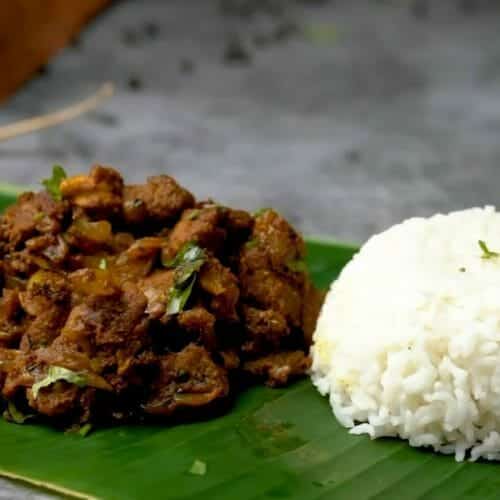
[1,289,21,322]
[1,349,40,400]
[52,283,149,393]
[60,165,124,218]
[123,175,194,225]
[28,383,81,418]
[139,269,175,318]
[241,269,302,327]
[221,208,254,267]
[239,209,305,275]
[18,271,71,350]
[68,268,119,304]
[19,312,66,352]
[302,281,325,346]
[65,218,113,254]
[243,351,311,387]
[219,350,240,371]
[199,257,239,321]
[19,271,70,317]
[163,206,226,261]
[113,237,165,284]
[26,234,69,265]
[61,282,147,348]
[0,290,24,347]
[224,209,253,237]
[3,234,69,281]
[143,344,229,416]
[0,191,68,251]
[25,354,104,419]
[3,251,40,279]
[3,234,68,281]
[177,307,216,351]
[241,306,290,355]
[0,348,23,391]
[34,341,113,393]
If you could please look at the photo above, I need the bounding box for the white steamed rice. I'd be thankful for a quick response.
[311,206,500,461]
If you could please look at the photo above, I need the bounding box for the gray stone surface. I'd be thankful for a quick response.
[1,0,500,497]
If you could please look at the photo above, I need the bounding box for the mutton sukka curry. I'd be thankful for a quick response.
[0,165,322,431]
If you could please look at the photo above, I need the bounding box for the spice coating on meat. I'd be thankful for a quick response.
[123,175,194,226]
[143,344,229,416]
[0,165,322,430]
[0,192,68,252]
[60,165,124,218]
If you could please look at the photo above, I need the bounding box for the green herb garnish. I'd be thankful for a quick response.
[78,423,93,437]
[253,207,272,217]
[187,209,201,221]
[286,258,307,273]
[42,165,67,201]
[98,258,108,270]
[124,198,144,210]
[32,366,87,399]
[166,275,197,315]
[163,242,204,269]
[245,238,259,250]
[202,203,220,210]
[34,212,46,223]
[65,422,93,437]
[189,459,207,476]
[3,401,34,425]
[175,258,205,287]
[479,240,499,259]
[164,243,206,315]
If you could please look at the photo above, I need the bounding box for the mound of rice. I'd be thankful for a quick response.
[311,207,500,461]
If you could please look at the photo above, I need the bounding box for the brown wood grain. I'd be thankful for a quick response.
[0,0,112,103]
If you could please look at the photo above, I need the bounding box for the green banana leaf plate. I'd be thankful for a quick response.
[0,186,498,500]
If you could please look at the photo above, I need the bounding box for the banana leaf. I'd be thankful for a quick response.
[0,188,498,500]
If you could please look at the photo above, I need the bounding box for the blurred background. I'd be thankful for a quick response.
[1,0,500,245]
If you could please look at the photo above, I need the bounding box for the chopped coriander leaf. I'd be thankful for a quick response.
[34,212,46,223]
[180,244,205,265]
[163,242,207,315]
[3,401,34,425]
[479,240,499,259]
[65,423,93,437]
[253,207,272,217]
[286,258,307,273]
[202,202,220,210]
[245,238,259,250]
[124,199,144,210]
[32,366,87,399]
[162,242,204,269]
[98,258,108,270]
[78,423,93,437]
[166,275,196,315]
[175,259,205,287]
[189,459,207,476]
[187,209,201,221]
[42,165,67,201]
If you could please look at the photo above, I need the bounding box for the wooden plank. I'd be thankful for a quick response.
[0,0,112,102]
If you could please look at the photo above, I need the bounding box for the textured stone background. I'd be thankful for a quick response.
[1,0,500,497]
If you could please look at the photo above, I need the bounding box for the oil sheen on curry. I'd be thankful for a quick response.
[0,166,323,431]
